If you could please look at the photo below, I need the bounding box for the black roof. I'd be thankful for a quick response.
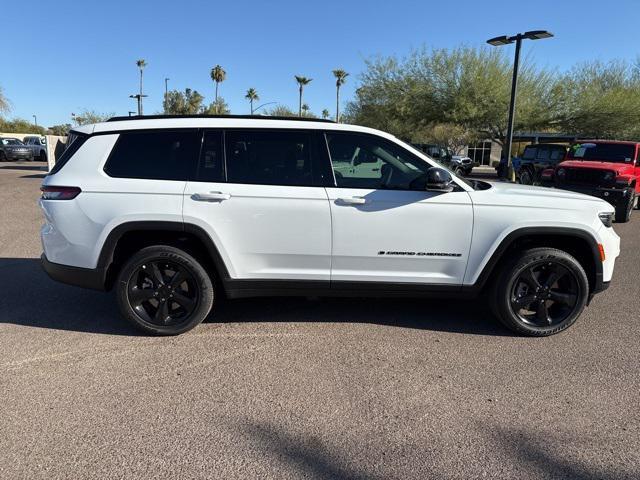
[107,114,335,123]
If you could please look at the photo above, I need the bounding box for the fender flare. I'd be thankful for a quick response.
[469,226,603,293]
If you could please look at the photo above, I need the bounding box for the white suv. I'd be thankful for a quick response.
[40,116,620,336]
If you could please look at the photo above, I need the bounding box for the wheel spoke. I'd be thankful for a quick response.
[536,301,550,325]
[549,291,577,306]
[521,267,541,289]
[543,269,562,288]
[169,269,187,288]
[173,292,195,310]
[154,300,170,324]
[129,286,155,305]
[150,262,165,286]
[512,294,537,308]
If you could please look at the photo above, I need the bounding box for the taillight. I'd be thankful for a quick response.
[40,186,81,200]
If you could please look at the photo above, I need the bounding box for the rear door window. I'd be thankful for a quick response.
[225,130,314,186]
[104,130,200,180]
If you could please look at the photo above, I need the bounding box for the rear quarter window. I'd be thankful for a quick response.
[104,130,200,181]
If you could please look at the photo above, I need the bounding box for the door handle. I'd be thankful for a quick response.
[192,192,231,202]
[337,197,367,205]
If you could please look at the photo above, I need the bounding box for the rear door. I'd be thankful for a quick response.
[182,129,332,281]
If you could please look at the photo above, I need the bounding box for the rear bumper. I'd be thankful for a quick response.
[41,254,106,291]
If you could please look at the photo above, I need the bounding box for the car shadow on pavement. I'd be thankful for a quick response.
[0,164,48,171]
[0,258,512,337]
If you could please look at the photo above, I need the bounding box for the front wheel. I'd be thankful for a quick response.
[116,245,215,335]
[614,191,634,223]
[519,169,533,185]
[490,248,589,336]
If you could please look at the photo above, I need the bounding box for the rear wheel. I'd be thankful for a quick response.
[490,248,589,336]
[614,191,634,223]
[39,151,47,162]
[116,245,214,335]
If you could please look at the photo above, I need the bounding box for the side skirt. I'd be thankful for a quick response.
[224,279,479,300]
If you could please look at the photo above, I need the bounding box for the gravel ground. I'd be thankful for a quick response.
[0,161,638,479]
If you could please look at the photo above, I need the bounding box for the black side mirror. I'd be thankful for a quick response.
[425,167,454,192]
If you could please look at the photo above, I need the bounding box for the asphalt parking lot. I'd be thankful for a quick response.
[0,162,638,479]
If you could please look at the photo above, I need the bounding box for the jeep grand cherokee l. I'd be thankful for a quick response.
[40,116,620,336]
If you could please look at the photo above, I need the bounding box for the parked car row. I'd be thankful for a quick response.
[0,136,47,162]
[496,140,640,223]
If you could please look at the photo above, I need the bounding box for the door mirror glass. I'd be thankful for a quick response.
[425,167,454,192]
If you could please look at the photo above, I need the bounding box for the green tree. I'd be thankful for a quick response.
[210,65,227,103]
[347,46,558,143]
[72,110,114,125]
[0,85,10,115]
[135,59,147,115]
[266,104,297,117]
[48,124,72,136]
[294,75,312,117]
[555,60,640,139]
[0,118,45,134]
[332,69,349,122]
[203,97,231,115]
[245,88,259,114]
[163,89,205,114]
[414,123,479,155]
[321,109,330,119]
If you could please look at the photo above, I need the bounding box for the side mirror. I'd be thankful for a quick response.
[425,167,454,192]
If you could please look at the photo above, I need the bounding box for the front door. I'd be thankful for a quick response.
[324,132,473,285]
[183,129,332,281]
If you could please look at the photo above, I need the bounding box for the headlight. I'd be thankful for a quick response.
[598,212,614,228]
[603,171,615,182]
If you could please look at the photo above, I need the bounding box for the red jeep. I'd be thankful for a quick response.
[541,140,640,222]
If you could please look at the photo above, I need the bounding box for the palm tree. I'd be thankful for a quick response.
[332,69,349,122]
[321,109,330,119]
[294,75,312,117]
[245,88,259,114]
[136,59,147,115]
[301,103,310,116]
[210,65,227,104]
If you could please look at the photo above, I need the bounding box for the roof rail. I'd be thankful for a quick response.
[106,114,335,123]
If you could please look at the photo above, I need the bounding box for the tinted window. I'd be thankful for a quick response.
[225,130,313,186]
[105,130,199,180]
[537,147,550,160]
[48,133,88,175]
[197,130,224,182]
[550,148,565,160]
[567,143,635,163]
[522,147,537,160]
[326,133,430,190]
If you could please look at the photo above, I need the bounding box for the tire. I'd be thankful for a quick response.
[116,245,214,335]
[489,247,589,336]
[454,166,464,177]
[519,169,533,185]
[39,151,47,162]
[614,191,634,223]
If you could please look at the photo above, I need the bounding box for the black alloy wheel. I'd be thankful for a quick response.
[509,261,580,327]
[116,245,214,335]
[490,247,589,336]
[127,260,199,327]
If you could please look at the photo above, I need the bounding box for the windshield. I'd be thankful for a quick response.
[568,143,636,163]
[1,138,23,145]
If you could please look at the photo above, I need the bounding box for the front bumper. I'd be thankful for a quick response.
[41,254,107,291]
[6,150,34,160]
[554,184,631,207]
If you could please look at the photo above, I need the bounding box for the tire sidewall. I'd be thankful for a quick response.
[495,249,589,336]
[116,246,214,335]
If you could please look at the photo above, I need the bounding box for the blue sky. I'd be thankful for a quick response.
[3,0,640,127]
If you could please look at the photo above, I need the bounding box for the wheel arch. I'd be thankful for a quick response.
[471,227,603,295]
[97,221,231,291]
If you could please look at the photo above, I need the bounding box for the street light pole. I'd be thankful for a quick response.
[252,101,278,115]
[487,30,553,181]
[164,78,169,112]
[33,115,37,127]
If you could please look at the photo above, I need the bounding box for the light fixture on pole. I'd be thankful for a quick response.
[129,94,148,116]
[487,30,554,181]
